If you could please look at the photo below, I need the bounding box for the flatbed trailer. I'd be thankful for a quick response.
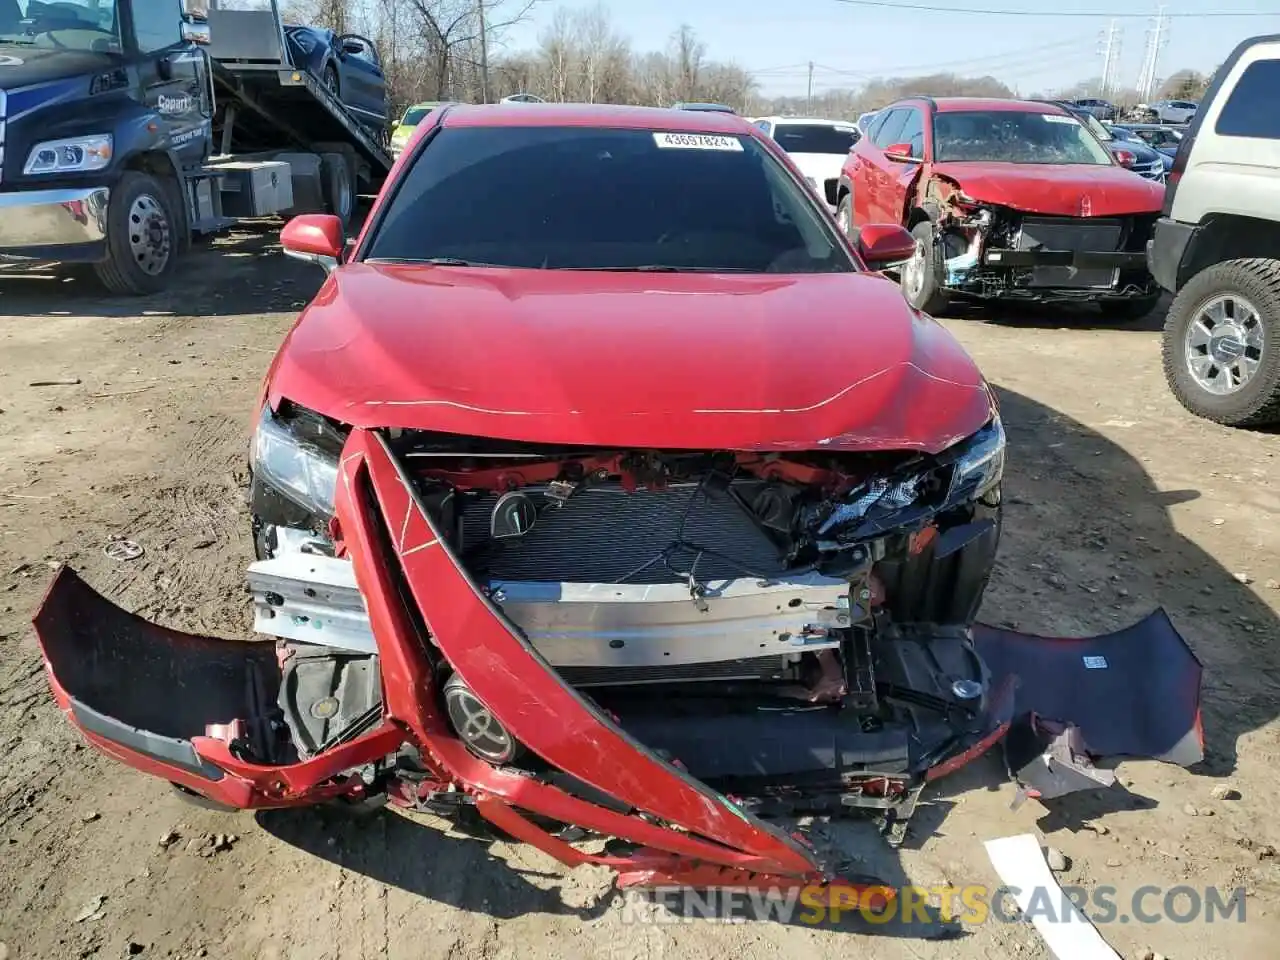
[0,0,392,294]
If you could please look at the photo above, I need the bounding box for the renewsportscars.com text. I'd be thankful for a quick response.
[621,884,1247,926]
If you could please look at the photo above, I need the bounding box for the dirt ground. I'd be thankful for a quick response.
[1,227,1278,960]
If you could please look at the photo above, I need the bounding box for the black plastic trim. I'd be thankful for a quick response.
[70,698,226,781]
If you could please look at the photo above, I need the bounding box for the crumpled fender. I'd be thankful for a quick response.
[335,427,823,878]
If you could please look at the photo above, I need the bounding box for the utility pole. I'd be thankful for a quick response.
[1135,4,1170,102]
[1097,19,1122,99]
[806,61,814,115]
[478,0,490,104]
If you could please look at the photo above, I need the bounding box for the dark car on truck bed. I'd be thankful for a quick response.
[835,96,1166,320]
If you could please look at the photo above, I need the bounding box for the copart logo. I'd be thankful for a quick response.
[0,54,24,66]
[157,94,194,114]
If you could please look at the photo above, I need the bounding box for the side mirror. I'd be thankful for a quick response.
[181,21,211,45]
[1113,148,1136,168]
[341,39,364,55]
[856,224,916,271]
[884,142,921,163]
[281,214,344,273]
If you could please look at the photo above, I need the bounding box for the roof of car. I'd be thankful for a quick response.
[756,116,856,126]
[439,102,754,133]
[929,97,1072,114]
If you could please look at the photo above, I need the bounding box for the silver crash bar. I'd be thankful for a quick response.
[248,553,852,668]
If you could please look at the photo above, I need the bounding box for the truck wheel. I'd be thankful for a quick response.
[92,171,179,295]
[836,193,854,237]
[1162,258,1280,427]
[1098,294,1161,323]
[899,221,951,316]
[319,152,354,228]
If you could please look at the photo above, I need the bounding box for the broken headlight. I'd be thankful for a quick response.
[944,416,1005,507]
[250,405,341,519]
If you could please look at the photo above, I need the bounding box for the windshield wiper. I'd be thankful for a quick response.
[366,257,501,267]
[566,264,754,273]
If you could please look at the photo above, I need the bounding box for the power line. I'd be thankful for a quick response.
[749,34,1095,82]
[831,0,1280,17]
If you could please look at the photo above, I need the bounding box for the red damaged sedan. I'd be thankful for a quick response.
[33,104,1201,894]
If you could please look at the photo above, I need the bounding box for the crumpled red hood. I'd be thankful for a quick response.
[932,162,1165,217]
[266,264,995,454]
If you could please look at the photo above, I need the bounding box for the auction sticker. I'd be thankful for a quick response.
[653,132,743,151]
[1043,114,1080,124]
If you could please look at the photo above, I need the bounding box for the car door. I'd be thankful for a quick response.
[852,107,905,226]
[872,105,924,224]
[335,34,386,125]
[132,0,210,170]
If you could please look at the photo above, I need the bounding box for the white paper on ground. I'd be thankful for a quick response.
[983,833,1121,960]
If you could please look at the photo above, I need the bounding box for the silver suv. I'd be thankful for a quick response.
[1148,34,1280,427]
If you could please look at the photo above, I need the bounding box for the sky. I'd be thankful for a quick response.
[494,0,1280,98]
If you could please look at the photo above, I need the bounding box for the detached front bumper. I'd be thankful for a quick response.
[32,426,1204,891]
[0,186,110,261]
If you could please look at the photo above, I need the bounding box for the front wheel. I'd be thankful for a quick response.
[898,220,951,316]
[836,192,853,238]
[1161,258,1280,427]
[93,171,179,295]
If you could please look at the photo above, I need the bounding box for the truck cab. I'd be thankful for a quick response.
[0,0,389,294]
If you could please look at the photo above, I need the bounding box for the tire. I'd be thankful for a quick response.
[899,220,951,315]
[322,63,339,98]
[92,171,179,295]
[319,151,354,228]
[1098,294,1161,323]
[836,192,854,238]
[1161,258,1280,427]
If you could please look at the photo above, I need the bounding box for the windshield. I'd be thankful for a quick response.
[932,110,1114,165]
[771,123,858,154]
[0,0,121,52]
[366,126,853,274]
[400,106,435,126]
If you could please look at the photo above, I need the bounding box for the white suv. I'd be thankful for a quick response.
[1148,35,1280,427]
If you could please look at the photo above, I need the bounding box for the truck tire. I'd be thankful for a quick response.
[319,152,353,228]
[899,220,951,316]
[1098,294,1161,323]
[1161,258,1280,427]
[92,171,179,295]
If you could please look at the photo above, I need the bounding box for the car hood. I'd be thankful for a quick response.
[930,162,1165,216]
[266,265,994,454]
[0,45,117,93]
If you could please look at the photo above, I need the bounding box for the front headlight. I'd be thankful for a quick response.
[944,416,1006,506]
[250,405,340,519]
[24,135,113,175]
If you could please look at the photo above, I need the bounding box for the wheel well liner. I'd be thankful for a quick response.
[1179,214,1280,289]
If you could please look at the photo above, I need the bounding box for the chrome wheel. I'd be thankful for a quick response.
[1184,293,1265,395]
[900,239,927,297]
[837,201,851,235]
[127,193,171,276]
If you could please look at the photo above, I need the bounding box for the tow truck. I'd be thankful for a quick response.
[0,0,392,294]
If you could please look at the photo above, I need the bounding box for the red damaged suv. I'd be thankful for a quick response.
[836,96,1166,319]
[33,104,1199,894]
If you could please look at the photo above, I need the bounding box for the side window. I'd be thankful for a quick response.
[865,110,893,144]
[131,0,183,53]
[897,108,924,157]
[1215,59,1280,139]
[873,109,907,148]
